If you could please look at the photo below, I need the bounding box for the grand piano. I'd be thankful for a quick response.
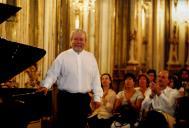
[0,3,51,128]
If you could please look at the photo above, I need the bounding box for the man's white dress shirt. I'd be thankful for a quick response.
[141,86,179,116]
[41,49,103,102]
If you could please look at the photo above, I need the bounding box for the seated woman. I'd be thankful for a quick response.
[111,72,144,128]
[135,73,150,97]
[147,69,157,84]
[88,73,116,128]
[135,73,151,119]
[177,68,189,97]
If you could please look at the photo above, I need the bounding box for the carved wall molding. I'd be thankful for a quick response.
[0,0,188,88]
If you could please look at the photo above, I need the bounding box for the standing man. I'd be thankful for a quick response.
[37,29,103,128]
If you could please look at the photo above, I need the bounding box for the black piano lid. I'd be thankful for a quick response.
[0,38,46,84]
[0,3,46,84]
[0,3,21,24]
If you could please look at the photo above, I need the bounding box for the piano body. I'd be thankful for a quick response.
[0,3,51,128]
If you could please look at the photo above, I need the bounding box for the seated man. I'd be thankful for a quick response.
[141,70,180,128]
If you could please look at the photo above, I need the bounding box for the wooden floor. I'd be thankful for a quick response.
[27,120,41,128]
[27,117,52,128]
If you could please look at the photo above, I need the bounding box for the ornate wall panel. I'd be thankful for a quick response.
[0,0,59,87]
[0,0,189,89]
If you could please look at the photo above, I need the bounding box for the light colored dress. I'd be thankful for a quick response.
[89,89,116,119]
[116,89,144,106]
[135,87,151,98]
[111,89,144,128]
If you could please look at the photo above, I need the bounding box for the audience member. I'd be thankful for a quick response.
[88,73,116,128]
[168,74,179,89]
[111,72,144,128]
[147,69,157,83]
[135,73,151,97]
[178,68,189,96]
[141,70,180,128]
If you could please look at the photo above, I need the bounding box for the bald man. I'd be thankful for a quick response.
[141,70,180,116]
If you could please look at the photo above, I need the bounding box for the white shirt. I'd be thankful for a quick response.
[41,49,103,102]
[141,86,179,116]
